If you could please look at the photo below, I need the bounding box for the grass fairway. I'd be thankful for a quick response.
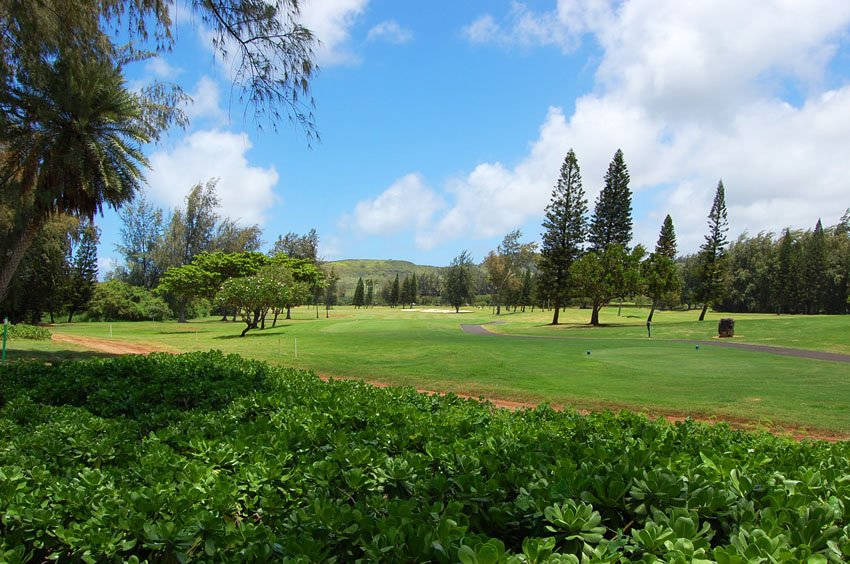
[19,305,849,436]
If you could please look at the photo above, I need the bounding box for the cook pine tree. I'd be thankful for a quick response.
[696,180,729,321]
[537,149,588,324]
[572,149,637,326]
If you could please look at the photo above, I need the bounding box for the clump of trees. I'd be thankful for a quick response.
[1,0,319,320]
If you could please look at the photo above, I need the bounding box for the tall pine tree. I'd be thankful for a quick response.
[352,277,365,308]
[642,216,680,323]
[67,222,100,322]
[803,219,827,314]
[390,273,400,308]
[589,149,632,251]
[696,180,729,321]
[537,149,588,324]
[655,214,677,259]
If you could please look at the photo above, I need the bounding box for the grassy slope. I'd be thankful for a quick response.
[326,259,440,297]
[31,306,850,434]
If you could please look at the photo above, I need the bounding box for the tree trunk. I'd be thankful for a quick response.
[590,303,601,326]
[240,323,251,337]
[698,304,708,321]
[0,214,44,305]
[67,310,75,323]
[551,299,561,325]
[178,300,187,323]
[647,302,656,323]
[286,305,292,320]
[49,310,55,324]
[272,308,279,327]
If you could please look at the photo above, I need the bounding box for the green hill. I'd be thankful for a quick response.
[325,259,443,300]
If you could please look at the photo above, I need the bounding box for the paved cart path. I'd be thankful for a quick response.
[461,323,850,362]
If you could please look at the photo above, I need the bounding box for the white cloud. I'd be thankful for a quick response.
[352,173,443,238]
[145,57,183,80]
[367,20,413,44]
[463,1,614,53]
[301,0,369,65]
[412,0,850,254]
[146,130,279,225]
[183,76,226,124]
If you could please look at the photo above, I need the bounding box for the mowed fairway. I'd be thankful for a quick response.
[28,306,850,435]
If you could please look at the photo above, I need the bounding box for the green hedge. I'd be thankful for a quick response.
[1,351,850,562]
[5,324,51,341]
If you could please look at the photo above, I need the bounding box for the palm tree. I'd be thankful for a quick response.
[0,56,152,303]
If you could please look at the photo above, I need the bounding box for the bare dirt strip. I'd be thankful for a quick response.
[51,333,173,355]
[49,332,847,441]
[462,323,850,362]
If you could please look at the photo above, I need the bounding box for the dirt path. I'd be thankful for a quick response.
[51,333,173,355]
[462,323,850,362]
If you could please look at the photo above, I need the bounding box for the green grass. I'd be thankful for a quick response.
[18,305,849,435]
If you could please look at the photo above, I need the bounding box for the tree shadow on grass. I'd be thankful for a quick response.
[5,348,117,363]
[213,328,293,340]
[533,322,638,329]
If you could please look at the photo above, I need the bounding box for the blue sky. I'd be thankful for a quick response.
[101,0,850,270]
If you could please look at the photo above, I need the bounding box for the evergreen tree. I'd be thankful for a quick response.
[390,273,400,308]
[642,216,680,323]
[774,228,795,314]
[696,180,729,321]
[365,279,374,308]
[588,149,632,251]
[443,251,475,313]
[352,277,365,308]
[537,149,588,324]
[411,273,418,306]
[66,222,100,322]
[803,219,827,314]
[655,214,678,259]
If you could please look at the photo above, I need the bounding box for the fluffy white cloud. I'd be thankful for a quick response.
[422,0,850,253]
[367,20,413,44]
[183,76,226,124]
[145,57,183,80]
[352,173,443,239]
[146,130,279,225]
[301,0,369,65]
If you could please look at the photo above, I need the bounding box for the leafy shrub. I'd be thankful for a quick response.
[2,352,850,562]
[5,324,51,340]
[86,280,172,321]
[0,350,274,426]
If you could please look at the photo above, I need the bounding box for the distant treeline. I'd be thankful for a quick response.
[680,216,850,314]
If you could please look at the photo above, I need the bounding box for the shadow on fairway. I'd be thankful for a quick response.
[213,329,292,340]
[5,348,116,362]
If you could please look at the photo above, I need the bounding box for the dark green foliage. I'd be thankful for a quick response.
[365,279,374,307]
[2,352,850,561]
[443,251,475,313]
[271,229,319,260]
[655,214,677,259]
[6,324,51,340]
[86,281,171,321]
[352,277,365,308]
[802,219,827,314]
[588,149,632,251]
[390,273,400,308]
[66,222,99,323]
[537,149,588,324]
[696,181,729,320]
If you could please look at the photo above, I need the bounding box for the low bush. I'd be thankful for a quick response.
[5,324,51,341]
[2,351,850,562]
